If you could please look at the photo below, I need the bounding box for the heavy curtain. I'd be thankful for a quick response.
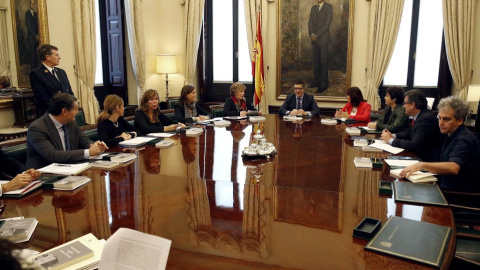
[124,0,146,104]
[244,0,269,113]
[443,0,476,100]
[184,0,205,85]
[0,7,10,76]
[71,0,99,124]
[364,0,404,110]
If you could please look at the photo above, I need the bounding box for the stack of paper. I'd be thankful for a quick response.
[0,217,38,243]
[390,169,437,183]
[345,127,361,136]
[384,159,420,168]
[0,180,42,198]
[109,153,137,163]
[224,116,247,120]
[321,118,337,125]
[156,140,174,148]
[353,139,369,147]
[186,127,204,136]
[368,141,404,154]
[119,136,157,147]
[146,133,175,138]
[362,146,383,153]
[249,116,266,122]
[214,120,231,127]
[30,233,104,270]
[52,176,91,190]
[283,116,303,121]
[91,160,119,169]
[354,157,373,168]
[38,163,92,175]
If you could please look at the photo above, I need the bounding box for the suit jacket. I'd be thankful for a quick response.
[279,93,320,116]
[26,113,92,169]
[174,102,212,123]
[392,109,445,162]
[375,105,409,133]
[30,65,74,115]
[340,101,371,122]
[223,97,257,117]
[0,149,27,179]
[308,2,332,46]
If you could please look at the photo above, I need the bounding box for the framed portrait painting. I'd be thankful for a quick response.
[11,0,49,88]
[276,0,354,101]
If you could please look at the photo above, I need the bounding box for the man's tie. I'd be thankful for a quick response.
[411,119,415,127]
[296,97,301,110]
[62,125,71,151]
[52,68,59,81]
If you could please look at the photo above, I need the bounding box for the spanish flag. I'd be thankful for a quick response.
[252,11,264,108]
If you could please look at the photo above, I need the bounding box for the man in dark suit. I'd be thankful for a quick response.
[308,0,332,93]
[381,89,444,162]
[30,44,74,116]
[27,93,108,169]
[25,0,40,69]
[279,81,320,117]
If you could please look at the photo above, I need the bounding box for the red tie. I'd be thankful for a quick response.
[411,119,415,126]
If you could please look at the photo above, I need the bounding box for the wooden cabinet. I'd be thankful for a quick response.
[13,91,38,127]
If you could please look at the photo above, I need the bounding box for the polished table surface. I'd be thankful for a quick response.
[0,115,455,269]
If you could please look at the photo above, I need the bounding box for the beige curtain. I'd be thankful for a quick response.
[0,7,10,76]
[124,0,146,104]
[443,0,476,100]
[184,0,205,85]
[244,0,269,113]
[71,0,99,124]
[365,0,404,110]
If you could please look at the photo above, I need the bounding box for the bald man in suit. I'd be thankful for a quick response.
[30,44,74,116]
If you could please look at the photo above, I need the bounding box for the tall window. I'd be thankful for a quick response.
[382,0,445,103]
[205,0,253,102]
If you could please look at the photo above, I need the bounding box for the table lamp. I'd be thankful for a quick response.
[156,54,177,100]
[467,84,480,115]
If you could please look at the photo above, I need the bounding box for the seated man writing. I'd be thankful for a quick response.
[399,97,480,192]
[279,81,320,117]
[27,93,108,169]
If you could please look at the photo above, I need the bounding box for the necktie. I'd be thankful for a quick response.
[411,119,415,127]
[52,68,59,81]
[296,98,301,110]
[62,125,71,151]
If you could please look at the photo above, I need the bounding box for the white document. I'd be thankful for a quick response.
[119,136,156,147]
[147,133,175,138]
[37,163,91,175]
[358,126,375,131]
[224,116,247,120]
[283,116,302,121]
[368,142,404,154]
[384,159,420,167]
[99,228,171,270]
[87,153,111,160]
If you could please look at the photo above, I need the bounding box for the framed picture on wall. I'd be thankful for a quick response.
[276,0,354,101]
[10,0,49,88]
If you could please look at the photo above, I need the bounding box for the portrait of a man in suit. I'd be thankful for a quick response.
[25,0,40,70]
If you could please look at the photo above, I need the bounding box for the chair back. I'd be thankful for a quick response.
[75,107,87,126]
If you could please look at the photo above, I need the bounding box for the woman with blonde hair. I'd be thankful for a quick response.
[174,85,211,123]
[97,94,141,147]
[223,82,261,117]
[135,89,186,133]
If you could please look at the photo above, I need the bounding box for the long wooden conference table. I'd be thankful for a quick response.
[0,115,455,269]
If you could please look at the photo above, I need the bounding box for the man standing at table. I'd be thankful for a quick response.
[381,89,444,161]
[308,0,332,93]
[279,81,320,117]
[399,97,480,192]
[26,93,107,169]
[30,44,74,116]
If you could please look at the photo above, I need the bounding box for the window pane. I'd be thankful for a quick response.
[383,0,413,86]
[413,0,443,87]
[94,1,103,85]
[213,0,233,82]
[238,0,251,83]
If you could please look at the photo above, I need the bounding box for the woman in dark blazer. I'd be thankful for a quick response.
[135,89,186,134]
[223,82,261,117]
[97,94,141,147]
[174,85,211,123]
[368,87,409,132]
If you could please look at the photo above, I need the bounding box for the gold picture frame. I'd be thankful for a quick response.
[276,0,354,101]
[11,0,49,88]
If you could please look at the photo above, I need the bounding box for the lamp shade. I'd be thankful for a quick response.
[156,54,177,74]
[467,84,480,114]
